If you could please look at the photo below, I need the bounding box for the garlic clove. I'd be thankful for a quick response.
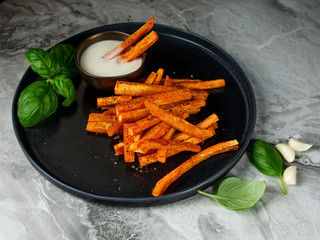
[275,143,295,162]
[288,138,313,152]
[283,166,297,186]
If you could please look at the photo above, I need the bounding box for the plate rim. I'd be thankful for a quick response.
[12,22,256,206]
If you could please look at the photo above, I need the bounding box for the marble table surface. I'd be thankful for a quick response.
[1,0,319,239]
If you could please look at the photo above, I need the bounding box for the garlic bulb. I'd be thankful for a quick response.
[275,143,295,162]
[288,138,313,152]
[283,166,297,186]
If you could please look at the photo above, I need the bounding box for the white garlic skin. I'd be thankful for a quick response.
[288,138,313,152]
[283,166,297,186]
[275,143,295,162]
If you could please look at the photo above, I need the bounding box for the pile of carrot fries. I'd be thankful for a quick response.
[88,17,239,196]
[86,67,239,196]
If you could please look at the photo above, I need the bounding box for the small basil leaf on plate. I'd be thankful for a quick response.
[17,81,58,127]
[247,139,287,194]
[49,75,76,107]
[25,49,55,79]
[50,44,77,78]
[198,177,266,210]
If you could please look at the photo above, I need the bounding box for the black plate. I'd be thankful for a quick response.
[12,23,256,206]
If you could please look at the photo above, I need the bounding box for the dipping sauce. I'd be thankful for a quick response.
[80,40,142,77]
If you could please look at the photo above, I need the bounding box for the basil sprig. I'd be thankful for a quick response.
[247,139,287,194]
[18,44,77,127]
[198,177,266,210]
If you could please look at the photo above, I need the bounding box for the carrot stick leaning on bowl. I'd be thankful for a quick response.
[102,16,155,60]
[118,30,159,64]
[152,139,239,196]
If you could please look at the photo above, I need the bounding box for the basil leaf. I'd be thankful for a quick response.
[49,75,76,107]
[25,49,55,79]
[198,177,266,211]
[17,81,58,127]
[50,44,77,78]
[247,139,287,194]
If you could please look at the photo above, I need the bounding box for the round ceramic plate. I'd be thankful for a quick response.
[12,23,256,206]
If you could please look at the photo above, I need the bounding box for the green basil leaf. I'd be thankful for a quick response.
[17,81,58,127]
[247,139,287,194]
[49,75,76,107]
[198,177,266,211]
[25,49,55,79]
[50,44,77,78]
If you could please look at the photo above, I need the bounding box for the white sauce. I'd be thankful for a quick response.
[80,40,142,77]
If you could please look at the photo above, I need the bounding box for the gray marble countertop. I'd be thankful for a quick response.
[1,0,320,239]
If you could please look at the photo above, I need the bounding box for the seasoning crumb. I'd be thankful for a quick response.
[114,178,118,181]
[114,161,118,164]
[118,187,122,191]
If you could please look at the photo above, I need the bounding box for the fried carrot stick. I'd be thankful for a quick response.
[145,100,213,139]
[118,30,159,64]
[145,71,157,84]
[138,126,216,166]
[136,139,201,153]
[173,79,226,89]
[86,122,112,134]
[118,108,150,123]
[123,124,135,162]
[172,113,219,141]
[127,100,205,135]
[190,90,209,100]
[153,68,164,85]
[164,75,172,86]
[114,81,179,96]
[102,107,116,115]
[103,16,154,60]
[152,140,239,196]
[106,120,123,137]
[97,96,132,108]
[114,142,124,156]
[88,113,117,123]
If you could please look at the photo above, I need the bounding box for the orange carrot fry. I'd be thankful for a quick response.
[118,108,150,123]
[86,122,112,134]
[138,126,216,166]
[157,148,168,163]
[97,95,132,108]
[103,16,154,59]
[127,100,205,135]
[102,107,117,115]
[164,75,172,86]
[136,139,201,152]
[152,140,239,196]
[173,79,225,89]
[114,142,124,156]
[88,113,117,123]
[114,81,179,96]
[129,112,189,153]
[159,124,176,163]
[118,31,159,63]
[106,120,123,137]
[145,100,213,139]
[116,97,146,114]
[173,113,219,141]
[145,71,157,84]
[191,90,209,100]
[153,68,164,85]
[170,79,202,83]
[123,124,135,162]
[116,89,191,115]
[162,127,176,140]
